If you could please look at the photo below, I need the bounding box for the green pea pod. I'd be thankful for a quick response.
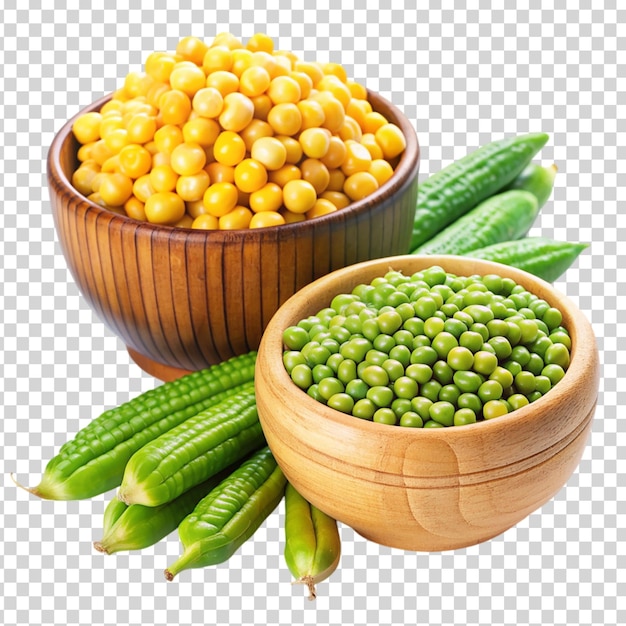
[504,162,558,209]
[164,446,286,580]
[466,238,589,283]
[94,468,233,554]
[412,190,539,256]
[410,133,549,250]
[118,383,266,507]
[284,482,341,600]
[13,351,258,500]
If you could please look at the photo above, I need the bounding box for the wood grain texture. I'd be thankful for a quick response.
[255,255,600,552]
[47,92,419,380]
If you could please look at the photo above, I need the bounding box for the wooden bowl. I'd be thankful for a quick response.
[255,255,599,552]
[47,92,419,381]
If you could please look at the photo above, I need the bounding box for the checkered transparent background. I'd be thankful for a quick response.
[1,2,623,625]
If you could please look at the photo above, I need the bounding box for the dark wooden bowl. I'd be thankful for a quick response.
[256,255,600,551]
[47,91,419,380]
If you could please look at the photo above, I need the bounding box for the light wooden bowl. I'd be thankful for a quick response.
[47,92,419,381]
[255,255,599,552]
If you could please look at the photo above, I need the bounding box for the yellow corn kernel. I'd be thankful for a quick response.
[343,170,379,201]
[341,140,372,176]
[98,172,134,207]
[346,97,372,130]
[360,132,384,160]
[202,45,233,74]
[321,62,348,83]
[234,158,268,194]
[169,62,207,97]
[316,74,351,109]
[213,130,246,167]
[361,111,388,134]
[326,168,346,192]
[192,213,220,230]
[369,159,395,186]
[218,206,253,230]
[320,136,348,170]
[219,91,255,132]
[374,123,407,159]
[293,61,324,87]
[267,103,302,136]
[203,181,239,217]
[103,127,130,153]
[205,70,240,97]
[72,164,99,196]
[126,114,157,144]
[312,91,346,134]
[289,71,313,100]
[118,144,152,179]
[186,198,206,219]
[275,135,303,164]
[240,118,274,152]
[205,161,235,184]
[250,94,273,121]
[182,117,220,147]
[249,211,285,228]
[282,179,317,214]
[123,72,145,99]
[100,154,121,173]
[267,75,301,105]
[297,99,325,130]
[149,164,179,193]
[306,197,338,219]
[268,164,301,187]
[280,208,306,224]
[100,99,124,115]
[72,112,102,144]
[152,151,170,168]
[238,65,271,98]
[158,89,192,126]
[250,136,287,171]
[192,87,224,119]
[347,80,368,100]
[249,182,283,213]
[144,191,186,224]
[124,195,147,221]
[173,213,195,229]
[338,116,363,142]
[299,127,331,159]
[153,124,183,155]
[77,142,97,162]
[300,158,330,195]
[145,51,177,83]
[90,139,115,166]
[176,36,209,65]
[170,142,207,176]
[145,80,170,109]
[176,170,211,202]
[246,32,274,53]
[320,190,351,209]
[230,48,254,77]
[133,174,155,203]
[249,51,280,78]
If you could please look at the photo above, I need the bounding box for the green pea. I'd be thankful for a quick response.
[505,321,522,346]
[366,385,394,408]
[389,344,411,367]
[457,392,482,413]
[393,376,419,399]
[405,363,433,384]
[478,379,503,402]
[543,307,563,330]
[431,332,459,359]
[535,375,552,395]
[317,377,345,401]
[525,353,545,375]
[453,370,484,394]
[452,310,474,328]
[345,378,369,401]
[373,333,396,354]
[542,363,566,385]
[413,295,438,320]
[340,337,372,362]
[377,310,403,335]
[329,324,351,344]
[529,298,550,319]
[412,334,432,349]
[429,401,455,427]
[486,318,509,339]
[440,302,460,318]
[544,343,571,369]
[510,345,531,366]
[424,316,446,338]
[283,350,306,373]
[331,293,359,314]
[488,301,509,321]
[483,399,509,420]
[439,384,461,406]
[337,358,357,384]
[469,322,490,341]
[481,273,503,294]
[327,393,355,414]
[459,330,484,353]
[307,383,321,401]
[382,359,405,382]
[422,265,448,286]
[502,359,522,377]
[420,380,442,403]
[352,398,376,420]
[391,398,413,418]
[320,338,340,355]
[372,408,397,425]
[472,350,498,376]
[432,360,454,385]
[528,390,543,403]
[518,307,536,320]
[410,346,438,366]
[463,304,495,324]
[517,319,539,344]
[423,420,445,428]
[463,290,491,306]
[365,349,388,366]
[488,336,512,361]
[446,346,475,371]
[392,329,415,349]
[312,363,334,384]
[549,330,572,350]
[489,366,514,390]
[395,302,417,323]
[507,393,530,411]
[514,370,536,395]
[403,317,425,337]
[283,325,310,350]
[530,335,553,359]
[309,323,330,340]
[325,352,344,373]
[343,314,363,335]
[361,318,380,342]
[399,411,424,428]
[443,318,468,339]
[454,408,477,426]
[291,363,313,390]
[344,301,368,317]
[386,291,410,307]
[361,365,389,388]
[411,396,433,421]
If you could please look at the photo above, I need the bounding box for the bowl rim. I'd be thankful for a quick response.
[47,89,420,238]
[257,253,599,444]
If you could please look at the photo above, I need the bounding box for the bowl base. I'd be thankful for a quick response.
[126,347,194,382]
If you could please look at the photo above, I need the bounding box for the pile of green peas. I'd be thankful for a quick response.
[281,265,572,428]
